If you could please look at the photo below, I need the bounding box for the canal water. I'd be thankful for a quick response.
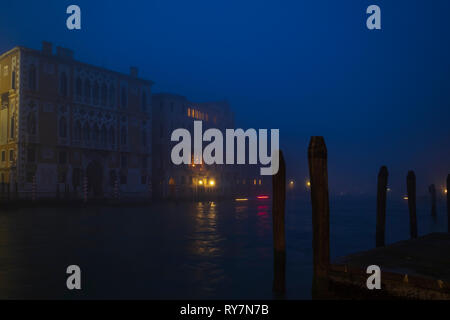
[0,198,447,299]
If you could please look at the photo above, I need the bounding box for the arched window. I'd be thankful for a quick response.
[10,116,15,139]
[75,77,82,98]
[109,84,115,107]
[83,123,90,142]
[27,112,36,135]
[120,126,127,145]
[121,85,127,108]
[60,72,68,97]
[84,80,91,103]
[92,124,99,142]
[59,117,67,138]
[101,83,107,106]
[141,91,147,112]
[93,82,99,105]
[100,125,107,146]
[28,65,36,91]
[109,127,115,145]
[74,120,81,140]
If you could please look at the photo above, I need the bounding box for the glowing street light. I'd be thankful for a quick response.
[306,180,311,188]
[198,180,203,185]
[209,179,215,186]
[403,195,408,200]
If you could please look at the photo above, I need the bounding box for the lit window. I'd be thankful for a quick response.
[187,107,191,117]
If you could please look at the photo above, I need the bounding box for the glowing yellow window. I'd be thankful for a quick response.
[187,108,191,117]
[253,179,257,185]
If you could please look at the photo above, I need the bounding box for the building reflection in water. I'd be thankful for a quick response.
[191,201,223,257]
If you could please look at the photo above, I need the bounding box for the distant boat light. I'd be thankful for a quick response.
[235,198,248,202]
[257,195,269,200]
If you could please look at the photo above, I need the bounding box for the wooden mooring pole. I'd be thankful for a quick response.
[429,184,437,217]
[376,166,388,247]
[447,174,449,233]
[308,137,330,280]
[272,150,286,294]
[407,171,418,239]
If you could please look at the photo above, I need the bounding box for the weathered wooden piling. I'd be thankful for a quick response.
[272,150,286,294]
[429,184,437,217]
[308,136,330,279]
[376,166,388,247]
[447,174,449,233]
[407,171,418,239]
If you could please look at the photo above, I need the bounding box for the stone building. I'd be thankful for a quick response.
[0,42,153,199]
[151,93,268,199]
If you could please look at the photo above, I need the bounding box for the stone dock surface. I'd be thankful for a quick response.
[326,233,450,299]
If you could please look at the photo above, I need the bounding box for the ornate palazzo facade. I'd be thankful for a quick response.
[0,42,153,198]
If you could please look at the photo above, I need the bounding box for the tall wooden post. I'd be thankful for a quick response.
[308,136,330,280]
[272,150,286,294]
[447,174,449,233]
[407,171,418,239]
[429,184,437,217]
[376,166,388,247]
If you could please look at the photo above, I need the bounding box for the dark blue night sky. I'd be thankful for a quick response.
[1,0,449,196]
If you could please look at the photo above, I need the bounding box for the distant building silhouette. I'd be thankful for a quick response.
[151,93,268,199]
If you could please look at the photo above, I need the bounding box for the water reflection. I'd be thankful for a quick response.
[0,199,446,299]
[256,205,270,238]
[191,201,223,257]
